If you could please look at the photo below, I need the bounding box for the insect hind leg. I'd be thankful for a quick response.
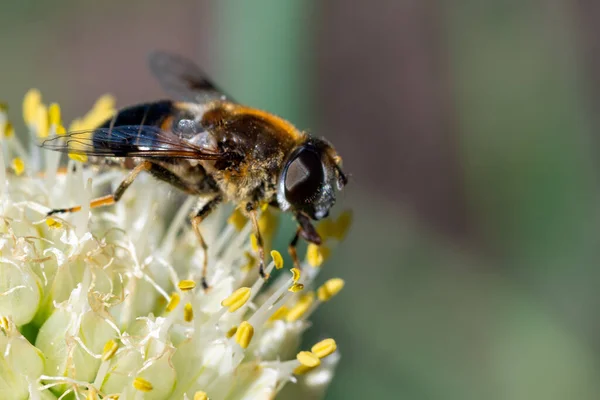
[191,195,223,290]
[46,161,151,216]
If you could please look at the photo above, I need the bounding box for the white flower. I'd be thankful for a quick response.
[0,90,350,399]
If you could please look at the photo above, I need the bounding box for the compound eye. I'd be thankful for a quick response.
[284,149,324,205]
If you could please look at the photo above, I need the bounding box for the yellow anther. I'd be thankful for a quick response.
[235,321,254,349]
[101,339,119,361]
[34,103,49,138]
[268,305,289,322]
[80,94,116,129]
[0,316,10,330]
[311,338,337,359]
[286,293,315,322]
[288,283,304,293]
[228,208,247,231]
[293,364,316,375]
[178,279,197,291]
[316,218,335,239]
[271,250,283,269]
[334,210,353,240]
[69,153,88,163]
[290,267,301,283]
[183,303,194,322]
[306,244,330,268]
[46,218,63,229]
[221,287,251,312]
[0,102,7,113]
[133,377,153,392]
[93,94,116,112]
[317,278,345,302]
[250,234,258,252]
[296,351,321,367]
[56,124,66,135]
[48,103,61,126]
[11,157,25,176]
[23,89,41,124]
[226,326,238,338]
[194,391,209,400]
[258,207,279,246]
[3,121,14,138]
[166,292,180,312]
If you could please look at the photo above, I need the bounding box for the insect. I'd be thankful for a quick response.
[41,51,348,289]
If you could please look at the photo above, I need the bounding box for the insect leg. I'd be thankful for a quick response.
[287,227,301,269]
[191,195,222,290]
[247,203,268,280]
[47,161,152,216]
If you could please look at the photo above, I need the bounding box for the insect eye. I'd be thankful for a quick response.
[284,148,324,206]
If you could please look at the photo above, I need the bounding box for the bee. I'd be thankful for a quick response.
[41,51,348,289]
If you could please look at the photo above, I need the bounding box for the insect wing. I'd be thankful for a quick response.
[40,125,224,159]
[148,50,232,104]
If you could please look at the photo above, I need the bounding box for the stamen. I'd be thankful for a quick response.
[288,283,304,293]
[226,326,238,338]
[227,208,247,231]
[296,351,321,367]
[46,218,63,229]
[178,280,197,291]
[286,293,315,322]
[290,267,301,283]
[271,250,284,269]
[166,292,180,312]
[317,278,345,302]
[101,339,118,362]
[306,244,330,268]
[311,338,337,359]
[3,121,14,138]
[68,153,88,163]
[49,103,61,127]
[268,306,289,322]
[235,321,254,349]
[183,303,194,322]
[194,391,209,400]
[132,377,153,392]
[221,287,251,312]
[334,211,353,240]
[11,157,25,176]
[23,89,41,125]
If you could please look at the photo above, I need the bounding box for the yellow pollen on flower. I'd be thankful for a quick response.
[0,102,7,113]
[268,305,289,322]
[317,278,345,302]
[226,326,238,338]
[293,364,317,375]
[86,388,99,400]
[34,103,49,138]
[221,287,251,312]
[258,207,279,246]
[101,339,119,361]
[288,283,304,293]
[334,210,353,240]
[271,250,283,269]
[80,94,116,129]
[3,121,14,138]
[68,153,88,163]
[286,293,314,322]
[56,124,66,135]
[290,267,301,282]
[166,292,181,312]
[11,157,25,176]
[228,208,247,231]
[178,279,196,291]
[311,338,337,359]
[183,303,194,322]
[316,218,335,239]
[0,316,9,331]
[194,391,209,400]
[306,243,330,267]
[133,377,153,392]
[235,321,254,349]
[48,102,61,126]
[45,218,63,229]
[241,251,257,272]
[23,89,41,125]
[296,351,321,367]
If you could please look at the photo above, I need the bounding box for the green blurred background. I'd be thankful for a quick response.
[3,0,600,398]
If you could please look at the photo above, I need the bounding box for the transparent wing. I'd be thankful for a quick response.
[148,50,233,104]
[40,125,225,159]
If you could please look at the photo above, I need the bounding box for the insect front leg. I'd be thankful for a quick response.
[47,161,152,216]
[288,213,322,269]
[191,195,222,290]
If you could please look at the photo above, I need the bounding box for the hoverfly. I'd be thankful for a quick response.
[42,51,348,289]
